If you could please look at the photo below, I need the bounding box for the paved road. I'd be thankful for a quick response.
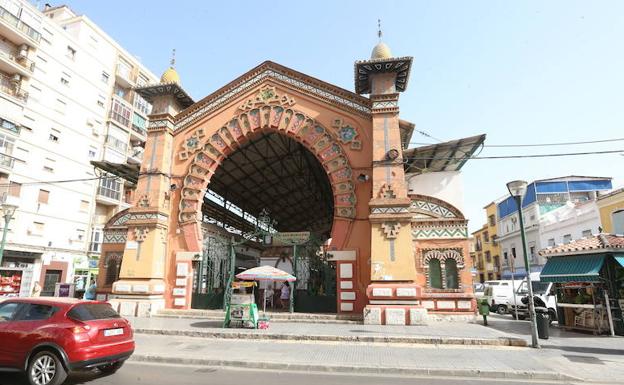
[0,362,577,385]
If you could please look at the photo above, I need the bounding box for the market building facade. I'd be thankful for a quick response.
[95,41,484,324]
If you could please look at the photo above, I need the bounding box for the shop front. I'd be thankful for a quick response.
[0,250,40,298]
[539,235,624,336]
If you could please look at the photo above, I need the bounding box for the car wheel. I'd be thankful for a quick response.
[27,350,67,385]
[496,305,508,315]
[98,361,124,374]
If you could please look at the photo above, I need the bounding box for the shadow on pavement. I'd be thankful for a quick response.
[544,345,624,356]
[190,321,224,328]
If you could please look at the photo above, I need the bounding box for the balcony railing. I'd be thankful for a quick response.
[0,6,41,42]
[131,123,146,137]
[109,110,130,128]
[0,153,14,170]
[106,135,128,154]
[0,73,27,102]
[0,47,35,72]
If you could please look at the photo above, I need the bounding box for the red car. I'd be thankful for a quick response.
[0,298,134,385]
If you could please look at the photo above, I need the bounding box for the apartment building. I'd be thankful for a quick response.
[0,0,157,298]
[496,176,612,279]
[471,202,502,283]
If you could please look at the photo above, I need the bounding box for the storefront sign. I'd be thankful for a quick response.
[271,232,310,246]
[57,283,71,297]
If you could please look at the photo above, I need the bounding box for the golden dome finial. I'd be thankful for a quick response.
[371,20,393,60]
[160,48,180,84]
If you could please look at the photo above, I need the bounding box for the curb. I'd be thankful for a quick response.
[129,353,577,382]
[151,314,361,324]
[134,328,528,347]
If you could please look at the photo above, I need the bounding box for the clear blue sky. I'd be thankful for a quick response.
[63,0,624,231]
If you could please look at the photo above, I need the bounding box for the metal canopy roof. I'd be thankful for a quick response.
[90,161,139,185]
[403,134,486,175]
[208,132,334,235]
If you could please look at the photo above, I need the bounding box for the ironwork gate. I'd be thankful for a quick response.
[191,234,230,309]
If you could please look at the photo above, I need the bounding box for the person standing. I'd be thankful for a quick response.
[280,281,290,310]
[83,280,97,300]
[31,281,41,297]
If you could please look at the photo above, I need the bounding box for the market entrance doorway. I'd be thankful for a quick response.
[190,131,337,312]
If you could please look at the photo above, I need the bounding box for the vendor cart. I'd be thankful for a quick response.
[223,281,259,328]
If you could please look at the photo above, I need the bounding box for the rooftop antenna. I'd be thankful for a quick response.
[377,18,383,41]
[170,48,176,68]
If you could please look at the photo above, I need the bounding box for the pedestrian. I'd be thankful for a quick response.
[31,281,41,297]
[83,279,97,300]
[280,281,290,310]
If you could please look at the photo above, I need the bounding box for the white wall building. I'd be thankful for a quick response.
[496,176,611,279]
[0,0,157,298]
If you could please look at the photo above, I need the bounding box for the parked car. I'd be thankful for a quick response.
[508,272,557,323]
[482,280,522,314]
[0,297,134,385]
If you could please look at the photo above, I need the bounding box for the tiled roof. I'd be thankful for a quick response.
[539,234,624,256]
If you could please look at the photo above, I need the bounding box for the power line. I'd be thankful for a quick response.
[404,149,624,161]
[0,176,117,188]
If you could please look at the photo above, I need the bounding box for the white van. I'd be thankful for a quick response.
[483,280,522,314]
[508,272,557,323]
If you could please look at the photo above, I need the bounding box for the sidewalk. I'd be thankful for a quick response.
[128,314,624,383]
[129,315,526,346]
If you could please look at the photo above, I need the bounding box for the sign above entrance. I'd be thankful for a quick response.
[270,232,310,246]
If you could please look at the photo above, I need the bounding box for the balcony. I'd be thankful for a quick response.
[0,72,27,103]
[105,135,128,155]
[0,6,40,46]
[115,62,135,88]
[109,97,132,129]
[96,179,122,206]
[127,146,144,165]
[0,47,35,77]
[0,153,15,172]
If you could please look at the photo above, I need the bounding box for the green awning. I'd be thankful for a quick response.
[540,254,605,283]
[615,254,624,268]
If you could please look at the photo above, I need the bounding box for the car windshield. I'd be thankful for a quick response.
[68,303,121,321]
[517,281,550,295]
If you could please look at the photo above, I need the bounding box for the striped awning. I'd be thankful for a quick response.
[540,254,605,283]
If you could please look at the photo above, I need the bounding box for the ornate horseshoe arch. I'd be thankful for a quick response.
[175,86,358,230]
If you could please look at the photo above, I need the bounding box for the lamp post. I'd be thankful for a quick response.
[506,180,539,348]
[0,203,18,268]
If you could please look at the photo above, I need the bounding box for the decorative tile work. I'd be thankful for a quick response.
[238,85,295,111]
[112,213,131,226]
[103,230,127,244]
[378,183,396,199]
[331,117,361,150]
[411,200,457,218]
[381,222,401,239]
[411,225,468,239]
[176,67,371,132]
[371,207,409,214]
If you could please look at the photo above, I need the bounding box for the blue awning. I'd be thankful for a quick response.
[540,254,605,283]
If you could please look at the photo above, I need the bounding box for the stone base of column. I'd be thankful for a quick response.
[110,279,167,317]
[363,283,428,325]
[107,295,165,317]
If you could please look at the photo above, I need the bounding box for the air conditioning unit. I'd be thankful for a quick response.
[11,74,21,83]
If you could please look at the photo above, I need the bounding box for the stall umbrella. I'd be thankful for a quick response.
[236,265,296,314]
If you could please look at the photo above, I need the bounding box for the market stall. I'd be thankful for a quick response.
[540,236,624,336]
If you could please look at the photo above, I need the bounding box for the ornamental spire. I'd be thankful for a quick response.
[377,18,382,41]
[170,48,176,68]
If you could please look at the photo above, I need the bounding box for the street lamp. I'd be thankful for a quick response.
[0,203,18,267]
[506,180,539,348]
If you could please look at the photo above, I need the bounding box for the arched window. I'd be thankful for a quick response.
[429,259,443,289]
[104,253,122,286]
[445,258,459,289]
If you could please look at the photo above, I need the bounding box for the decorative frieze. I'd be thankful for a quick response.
[381,222,401,239]
[412,225,468,239]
